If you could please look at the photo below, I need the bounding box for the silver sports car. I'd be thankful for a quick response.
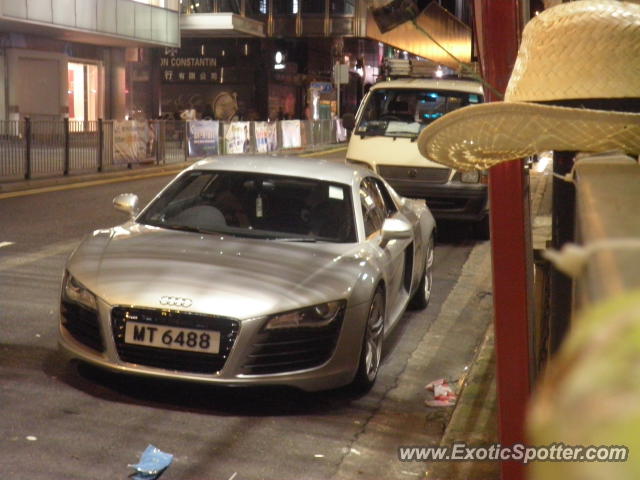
[59,156,435,392]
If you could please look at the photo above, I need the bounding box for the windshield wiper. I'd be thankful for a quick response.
[160,224,221,235]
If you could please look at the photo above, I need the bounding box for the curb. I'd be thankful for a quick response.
[428,323,499,480]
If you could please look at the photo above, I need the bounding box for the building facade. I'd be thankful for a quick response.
[0,0,180,122]
[145,0,472,123]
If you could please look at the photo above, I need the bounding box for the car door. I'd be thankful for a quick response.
[360,177,412,322]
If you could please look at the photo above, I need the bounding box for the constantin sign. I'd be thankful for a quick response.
[161,49,219,83]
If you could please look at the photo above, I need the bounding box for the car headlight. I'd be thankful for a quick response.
[346,159,374,171]
[62,271,97,311]
[264,300,345,330]
[460,170,480,183]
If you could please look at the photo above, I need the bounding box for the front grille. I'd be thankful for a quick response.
[378,166,451,184]
[61,300,104,352]
[242,310,344,375]
[112,307,239,374]
[425,196,469,210]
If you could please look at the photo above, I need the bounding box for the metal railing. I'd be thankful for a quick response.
[0,118,345,182]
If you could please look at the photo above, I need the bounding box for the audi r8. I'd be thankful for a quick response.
[59,156,435,392]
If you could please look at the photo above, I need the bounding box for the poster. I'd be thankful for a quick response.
[281,120,301,149]
[113,121,152,164]
[224,122,251,154]
[187,120,219,157]
[254,122,278,153]
[335,118,348,143]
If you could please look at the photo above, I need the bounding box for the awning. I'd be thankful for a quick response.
[180,13,265,38]
[366,2,471,71]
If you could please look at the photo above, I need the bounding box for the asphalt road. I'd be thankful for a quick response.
[0,155,485,480]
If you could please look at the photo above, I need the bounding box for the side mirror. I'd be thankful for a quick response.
[342,112,355,131]
[113,193,139,219]
[380,218,412,248]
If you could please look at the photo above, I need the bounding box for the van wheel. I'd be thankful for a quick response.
[473,215,490,240]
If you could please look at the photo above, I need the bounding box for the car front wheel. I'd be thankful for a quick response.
[351,288,385,392]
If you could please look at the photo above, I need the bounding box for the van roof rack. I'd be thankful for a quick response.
[380,58,480,82]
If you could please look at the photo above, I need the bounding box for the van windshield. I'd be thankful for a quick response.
[355,88,482,139]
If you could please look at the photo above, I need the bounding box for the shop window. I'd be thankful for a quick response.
[303,0,324,14]
[246,0,267,16]
[68,62,99,126]
[273,0,298,14]
[331,0,355,14]
[181,0,214,13]
[133,0,179,10]
[219,0,241,12]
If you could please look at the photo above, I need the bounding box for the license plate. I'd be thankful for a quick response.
[124,321,220,354]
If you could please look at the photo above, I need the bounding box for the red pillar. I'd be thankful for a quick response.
[473,2,532,479]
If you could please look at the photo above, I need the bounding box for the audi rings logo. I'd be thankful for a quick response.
[159,296,193,308]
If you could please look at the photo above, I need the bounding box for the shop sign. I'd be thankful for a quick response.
[310,82,333,93]
[160,54,219,83]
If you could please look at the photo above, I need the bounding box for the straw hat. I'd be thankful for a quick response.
[417,0,640,171]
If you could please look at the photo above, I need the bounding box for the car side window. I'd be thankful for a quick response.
[360,178,386,238]
[371,178,397,217]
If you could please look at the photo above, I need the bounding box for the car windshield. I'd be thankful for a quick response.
[138,170,357,243]
[355,88,482,138]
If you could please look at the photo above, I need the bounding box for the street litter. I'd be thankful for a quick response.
[128,444,173,480]
[424,378,457,407]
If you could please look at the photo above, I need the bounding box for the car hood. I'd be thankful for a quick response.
[346,135,445,169]
[67,223,366,319]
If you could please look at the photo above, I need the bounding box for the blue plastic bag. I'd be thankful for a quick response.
[129,444,173,480]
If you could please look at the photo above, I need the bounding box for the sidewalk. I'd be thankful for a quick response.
[424,166,552,480]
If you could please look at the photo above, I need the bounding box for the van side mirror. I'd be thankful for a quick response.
[113,193,139,219]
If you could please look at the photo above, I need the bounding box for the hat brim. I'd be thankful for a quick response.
[417,102,640,171]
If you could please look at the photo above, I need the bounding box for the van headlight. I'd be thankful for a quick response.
[62,271,97,311]
[264,301,345,330]
[453,170,488,184]
[460,171,480,183]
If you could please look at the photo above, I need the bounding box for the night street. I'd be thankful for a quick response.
[0,153,492,480]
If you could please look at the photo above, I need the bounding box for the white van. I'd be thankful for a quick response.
[344,77,489,238]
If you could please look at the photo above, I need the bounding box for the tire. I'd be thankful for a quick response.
[473,215,490,240]
[409,235,434,310]
[351,288,385,393]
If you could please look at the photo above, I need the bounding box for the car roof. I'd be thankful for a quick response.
[370,78,484,94]
[189,155,371,188]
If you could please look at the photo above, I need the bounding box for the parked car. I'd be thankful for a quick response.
[343,77,489,238]
[58,156,435,392]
